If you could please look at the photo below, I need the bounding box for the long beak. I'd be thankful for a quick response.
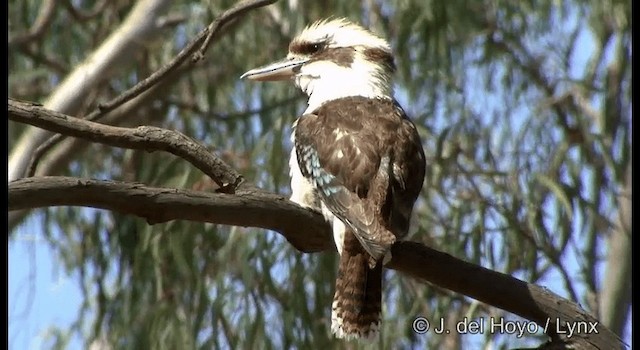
[240,57,309,81]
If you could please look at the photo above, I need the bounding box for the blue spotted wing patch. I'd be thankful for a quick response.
[295,142,389,261]
[296,143,360,217]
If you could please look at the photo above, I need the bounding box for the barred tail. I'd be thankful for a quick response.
[331,229,383,341]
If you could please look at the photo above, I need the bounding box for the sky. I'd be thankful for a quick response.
[9,214,85,349]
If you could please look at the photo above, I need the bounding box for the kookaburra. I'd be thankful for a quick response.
[241,18,426,340]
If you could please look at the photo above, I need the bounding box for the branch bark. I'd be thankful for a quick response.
[8,177,330,253]
[7,101,625,349]
[9,99,243,192]
[7,176,625,349]
[8,66,181,230]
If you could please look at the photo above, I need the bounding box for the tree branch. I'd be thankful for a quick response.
[9,0,172,182]
[22,0,277,179]
[7,176,625,349]
[93,0,276,119]
[9,99,243,192]
[7,99,625,349]
[8,176,331,253]
[8,65,188,231]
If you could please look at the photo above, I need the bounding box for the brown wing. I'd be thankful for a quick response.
[295,96,425,260]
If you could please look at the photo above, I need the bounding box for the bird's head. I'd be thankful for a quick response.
[241,18,396,111]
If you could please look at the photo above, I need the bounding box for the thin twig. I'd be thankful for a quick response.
[92,0,274,116]
[192,0,279,60]
[26,134,66,177]
[24,0,277,178]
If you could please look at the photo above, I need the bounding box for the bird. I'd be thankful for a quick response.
[241,18,426,341]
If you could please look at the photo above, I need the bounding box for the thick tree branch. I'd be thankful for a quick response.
[8,177,331,253]
[8,99,625,349]
[8,66,187,231]
[9,99,243,192]
[8,176,625,349]
[388,242,625,349]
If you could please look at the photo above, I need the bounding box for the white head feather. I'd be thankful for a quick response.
[287,18,396,113]
[291,18,392,53]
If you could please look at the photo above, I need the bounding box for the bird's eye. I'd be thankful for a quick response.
[307,43,324,54]
[290,41,327,55]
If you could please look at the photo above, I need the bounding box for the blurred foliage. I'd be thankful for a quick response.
[8,0,631,348]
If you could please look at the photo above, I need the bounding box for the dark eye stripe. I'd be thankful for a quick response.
[289,40,327,55]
